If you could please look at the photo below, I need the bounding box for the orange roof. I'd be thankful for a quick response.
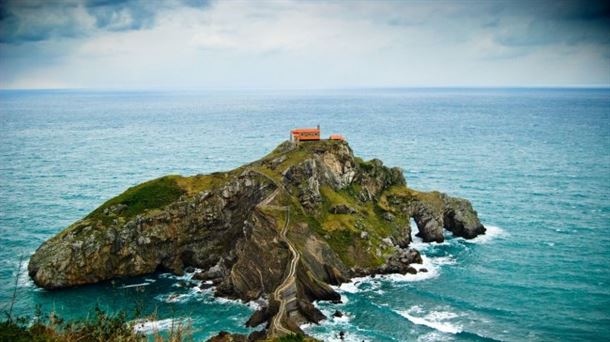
[291,128,320,133]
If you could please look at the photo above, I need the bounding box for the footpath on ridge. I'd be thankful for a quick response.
[250,168,301,337]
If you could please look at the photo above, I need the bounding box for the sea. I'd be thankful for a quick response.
[0,88,608,341]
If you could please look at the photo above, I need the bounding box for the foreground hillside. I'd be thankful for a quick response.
[28,140,485,340]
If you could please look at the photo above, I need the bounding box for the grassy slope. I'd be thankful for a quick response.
[85,173,232,226]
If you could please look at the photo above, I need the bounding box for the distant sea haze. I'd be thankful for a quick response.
[0,88,608,341]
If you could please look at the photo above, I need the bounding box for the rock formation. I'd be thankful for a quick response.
[28,140,486,340]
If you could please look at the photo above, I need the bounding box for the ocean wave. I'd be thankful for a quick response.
[337,281,360,293]
[302,310,370,342]
[409,221,451,252]
[153,272,263,311]
[381,256,440,283]
[212,294,259,311]
[333,313,350,324]
[461,225,507,244]
[335,255,445,294]
[244,298,267,311]
[156,291,197,304]
[119,282,151,289]
[158,268,203,281]
[396,305,462,334]
[303,331,369,342]
[132,317,190,334]
[411,219,507,247]
[154,282,213,304]
[8,255,35,289]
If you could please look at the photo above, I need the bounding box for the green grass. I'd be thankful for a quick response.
[87,176,186,225]
[354,156,375,172]
[381,186,445,213]
[175,172,229,195]
[85,173,232,226]
[313,185,399,267]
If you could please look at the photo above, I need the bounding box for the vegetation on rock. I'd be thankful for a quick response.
[28,139,486,340]
[0,305,189,342]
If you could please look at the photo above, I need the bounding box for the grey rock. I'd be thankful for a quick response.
[330,204,356,215]
[382,212,395,221]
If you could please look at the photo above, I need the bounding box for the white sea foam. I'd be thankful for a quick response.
[10,256,35,289]
[396,305,462,334]
[409,220,450,251]
[462,225,507,244]
[337,281,360,293]
[382,254,444,283]
[417,331,451,342]
[132,318,190,334]
[305,331,369,342]
[302,311,369,342]
[158,268,202,281]
[17,265,34,289]
[213,295,254,309]
[119,282,150,289]
[412,217,507,246]
[302,326,370,342]
[333,313,350,323]
[156,292,189,303]
[155,283,213,304]
[432,256,457,266]
[317,305,352,325]
[333,254,446,295]
[213,296,234,305]
[247,298,268,311]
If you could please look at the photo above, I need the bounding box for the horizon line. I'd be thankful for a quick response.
[1,85,610,92]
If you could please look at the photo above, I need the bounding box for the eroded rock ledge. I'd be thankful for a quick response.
[28,140,486,340]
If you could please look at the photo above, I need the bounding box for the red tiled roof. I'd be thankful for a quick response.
[291,128,320,133]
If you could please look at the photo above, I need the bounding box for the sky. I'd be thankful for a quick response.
[0,0,609,89]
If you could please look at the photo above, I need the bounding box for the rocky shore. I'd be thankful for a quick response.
[28,140,485,340]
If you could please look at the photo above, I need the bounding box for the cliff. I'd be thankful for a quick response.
[28,140,485,340]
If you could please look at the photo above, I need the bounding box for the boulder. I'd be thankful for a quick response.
[330,204,356,214]
[382,212,395,221]
[442,194,486,238]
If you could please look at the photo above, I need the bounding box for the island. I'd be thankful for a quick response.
[28,139,485,341]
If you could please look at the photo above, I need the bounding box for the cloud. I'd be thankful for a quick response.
[0,0,93,43]
[0,0,608,89]
[490,0,610,47]
[85,0,157,31]
[0,0,212,44]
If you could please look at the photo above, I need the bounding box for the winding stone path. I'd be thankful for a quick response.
[248,168,301,337]
[270,206,300,336]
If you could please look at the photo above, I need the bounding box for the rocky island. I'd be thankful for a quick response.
[28,140,485,341]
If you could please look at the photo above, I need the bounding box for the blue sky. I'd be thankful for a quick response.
[1,0,609,89]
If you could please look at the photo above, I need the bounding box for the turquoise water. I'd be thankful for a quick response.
[0,88,608,341]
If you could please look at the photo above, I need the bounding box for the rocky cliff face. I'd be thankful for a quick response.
[28,140,486,340]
